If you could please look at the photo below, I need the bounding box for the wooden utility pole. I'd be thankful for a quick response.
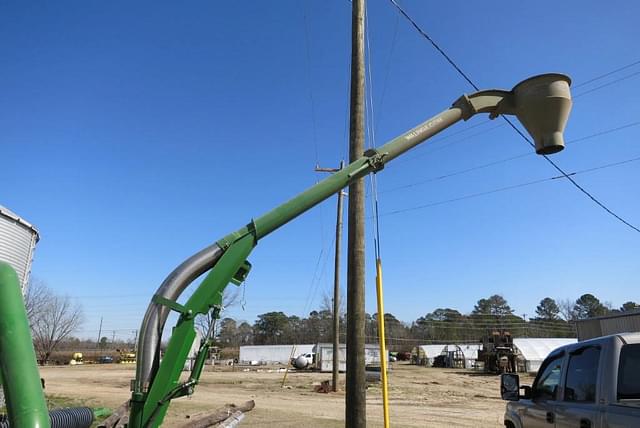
[346,0,366,426]
[96,316,103,349]
[315,161,346,392]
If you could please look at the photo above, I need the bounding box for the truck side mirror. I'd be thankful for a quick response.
[520,385,532,400]
[501,373,520,401]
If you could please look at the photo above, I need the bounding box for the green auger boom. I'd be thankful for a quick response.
[129,73,572,427]
[0,74,572,428]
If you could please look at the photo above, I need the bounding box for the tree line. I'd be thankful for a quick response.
[212,294,639,351]
[20,277,639,361]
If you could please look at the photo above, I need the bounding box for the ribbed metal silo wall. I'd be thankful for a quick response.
[0,205,39,294]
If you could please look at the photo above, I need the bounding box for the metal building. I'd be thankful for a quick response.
[457,343,482,368]
[0,205,39,294]
[576,310,640,341]
[513,338,577,372]
[314,343,385,372]
[239,344,314,364]
[315,343,347,372]
[411,344,450,366]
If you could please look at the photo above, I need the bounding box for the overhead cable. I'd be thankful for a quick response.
[365,7,383,258]
[379,120,640,194]
[573,59,640,89]
[381,155,640,218]
[573,70,640,99]
[386,0,640,233]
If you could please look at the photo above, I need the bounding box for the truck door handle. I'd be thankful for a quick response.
[546,412,555,423]
[580,419,591,428]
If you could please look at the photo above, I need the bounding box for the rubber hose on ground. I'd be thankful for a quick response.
[50,407,94,428]
[0,407,94,428]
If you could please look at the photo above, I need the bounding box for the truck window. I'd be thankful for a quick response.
[564,346,600,402]
[533,353,563,401]
[618,343,640,400]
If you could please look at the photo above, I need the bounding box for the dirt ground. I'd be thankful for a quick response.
[39,362,535,427]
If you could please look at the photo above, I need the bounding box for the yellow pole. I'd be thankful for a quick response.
[375,257,390,428]
[280,345,298,388]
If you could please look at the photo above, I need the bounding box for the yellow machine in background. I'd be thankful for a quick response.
[69,352,84,365]
[119,350,136,364]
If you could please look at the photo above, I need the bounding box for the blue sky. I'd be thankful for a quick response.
[1,1,639,341]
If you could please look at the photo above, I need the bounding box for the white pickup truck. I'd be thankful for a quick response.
[500,332,640,428]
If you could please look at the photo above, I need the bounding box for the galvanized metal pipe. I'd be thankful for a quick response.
[135,243,224,393]
[0,262,50,428]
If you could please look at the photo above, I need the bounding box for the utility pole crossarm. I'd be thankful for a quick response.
[315,165,341,173]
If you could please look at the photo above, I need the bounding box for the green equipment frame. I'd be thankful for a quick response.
[0,73,572,428]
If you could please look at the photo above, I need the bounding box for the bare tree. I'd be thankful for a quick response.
[320,289,346,318]
[557,298,577,322]
[195,287,241,339]
[24,277,52,322]
[29,283,84,364]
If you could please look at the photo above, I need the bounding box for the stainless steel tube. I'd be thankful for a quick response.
[135,243,224,392]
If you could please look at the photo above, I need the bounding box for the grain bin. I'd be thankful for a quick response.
[0,205,39,294]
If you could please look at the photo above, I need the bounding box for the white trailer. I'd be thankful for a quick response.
[239,344,314,365]
[315,343,386,372]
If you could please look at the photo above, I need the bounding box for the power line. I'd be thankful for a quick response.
[387,0,479,91]
[424,311,577,322]
[573,70,640,99]
[364,9,383,259]
[552,156,640,177]
[388,0,640,96]
[504,117,640,233]
[381,152,528,194]
[395,122,505,165]
[381,155,640,217]
[568,120,640,144]
[406,325,576,332]
[572,59,640,89]
[380,120,501,173]
[412,322,576,330]
[383,177,548,216]
[70,293,150,299]
[386,0,640,233]
[379,120,640,195]
[301,0,319,164]
[414,317,578,326]
[351,332,576,342]
[418,320,577,329]
[376,12,400,136]
[379,4,634,162]
[392,79,639,167]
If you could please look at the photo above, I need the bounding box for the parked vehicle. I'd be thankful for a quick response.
[69,352,84,365]
[500,332,640,428]
[479,330,518,374]
[292,352,315,369]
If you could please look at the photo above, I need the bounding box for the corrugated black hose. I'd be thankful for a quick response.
[0,407,94,428]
